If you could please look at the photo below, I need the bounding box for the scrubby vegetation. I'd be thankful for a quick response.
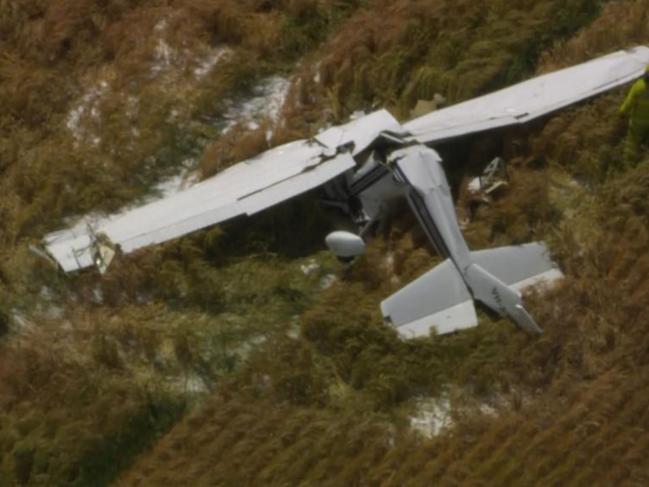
[2,0,649,485]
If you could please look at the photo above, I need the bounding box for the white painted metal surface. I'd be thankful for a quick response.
[315,109,402,155]
[510,268,564,293]
[381,259,477,337]
[45,232,94,272]
[45,140,352,271]
[240,153,355,215]
[405,46,649,144]
[470,242,562,288]
[396,300,478,338]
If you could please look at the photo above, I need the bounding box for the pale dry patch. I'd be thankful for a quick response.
[221,75,291,137]
[409,395,453,438]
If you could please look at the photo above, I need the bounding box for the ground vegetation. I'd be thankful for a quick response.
[2,0,649,485]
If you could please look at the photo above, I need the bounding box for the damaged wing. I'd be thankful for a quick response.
[45,139,355,272]
[44,109,403,273]
[315,109,403,155]
[405,46,649,144]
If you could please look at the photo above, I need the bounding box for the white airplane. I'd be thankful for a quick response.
[43,47,649,338]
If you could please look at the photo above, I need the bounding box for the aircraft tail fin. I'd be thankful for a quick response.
[381,259,477,338]
[464,242,563,334]
[469,242,563,292]
[381,242,562,338]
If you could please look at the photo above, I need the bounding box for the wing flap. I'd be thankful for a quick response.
[241,153,355,215]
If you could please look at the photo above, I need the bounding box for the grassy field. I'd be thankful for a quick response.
[2,0,649,485]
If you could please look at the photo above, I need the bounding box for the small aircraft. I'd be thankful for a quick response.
[43,46,649,338]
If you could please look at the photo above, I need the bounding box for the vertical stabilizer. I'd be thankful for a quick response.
[463,242,563,334]
[464,263,543,334]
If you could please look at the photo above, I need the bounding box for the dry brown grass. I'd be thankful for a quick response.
[279,0,604,130]
[0,1,366,483]
[116,1,649,484]
[117,227,649,485]
[538,0,649,71]
[5,0,649,484]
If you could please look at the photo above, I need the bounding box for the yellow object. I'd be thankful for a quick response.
[620,74,649,164]
[619,78,649,129]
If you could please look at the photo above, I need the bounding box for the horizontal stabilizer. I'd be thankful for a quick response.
[463,242,563,334]
[470,242,563,292]
[381,259,477,338]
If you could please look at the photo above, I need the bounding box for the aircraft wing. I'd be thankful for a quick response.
[404,46,649,144]
[44,140,355,272]
[44,109,404,273]
[315,109,403,155]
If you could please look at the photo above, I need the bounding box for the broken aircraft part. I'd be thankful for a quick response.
[42,46,649,337]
